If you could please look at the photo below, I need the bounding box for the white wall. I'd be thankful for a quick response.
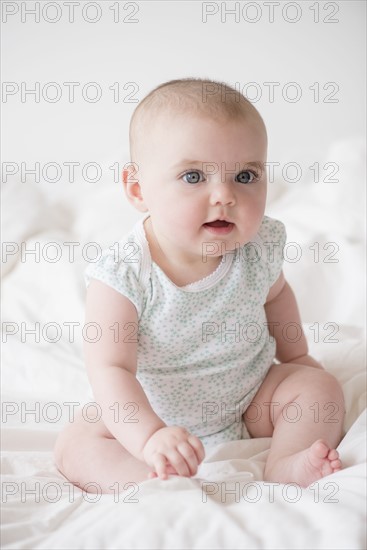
[3,1,365,199]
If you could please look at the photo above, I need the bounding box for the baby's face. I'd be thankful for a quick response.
[134,111,268,262]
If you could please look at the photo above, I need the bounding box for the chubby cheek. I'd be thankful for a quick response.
[241,203,264,227]
[235,200,265,239]
[165,205,202,236]
[244,189,266,218]
[160,190,203,226]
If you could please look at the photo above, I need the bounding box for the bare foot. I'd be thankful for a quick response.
[264,439,342,487]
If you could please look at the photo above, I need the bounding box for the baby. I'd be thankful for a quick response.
[54,78,345,493]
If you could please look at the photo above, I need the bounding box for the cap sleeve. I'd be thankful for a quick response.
[257,215,287,287]
[84,240,145,318]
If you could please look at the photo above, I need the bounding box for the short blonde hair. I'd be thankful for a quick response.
[129,78,266,162]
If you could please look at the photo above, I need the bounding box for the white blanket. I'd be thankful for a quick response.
[1,138,366,549]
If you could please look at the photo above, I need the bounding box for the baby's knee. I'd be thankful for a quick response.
[293,368,343,399]
[316,370,343,395]
[273,368,345,420]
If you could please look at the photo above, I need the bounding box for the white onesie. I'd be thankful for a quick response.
[84,214,287,448]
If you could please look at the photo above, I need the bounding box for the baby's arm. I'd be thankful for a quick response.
[84,280,204,477]
[264,271,323,369]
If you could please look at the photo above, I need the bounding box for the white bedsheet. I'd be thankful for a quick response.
[1,138,366,549]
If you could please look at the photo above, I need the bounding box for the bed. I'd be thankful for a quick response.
[1,137,366,549]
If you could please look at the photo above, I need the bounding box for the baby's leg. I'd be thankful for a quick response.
[243,363,345,487]
[54,409,153,494]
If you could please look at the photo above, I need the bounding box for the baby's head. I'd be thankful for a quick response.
[124,78,268,259]
[129,79,267,163]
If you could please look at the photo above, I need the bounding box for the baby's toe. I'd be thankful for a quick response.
[328,449,339,461]
[313,439,330,458]
[330,458,342,471]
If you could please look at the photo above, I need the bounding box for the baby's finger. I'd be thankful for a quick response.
[148,465,178,479]
[176,441,200,476]
[188,435,206,463]
[165,464,180,475]
[165,450,191,477]
[152,453,169,480]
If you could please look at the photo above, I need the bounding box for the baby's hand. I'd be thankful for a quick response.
[143,426,205,480]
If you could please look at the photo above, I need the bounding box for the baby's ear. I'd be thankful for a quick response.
[122,162,139,185]
[122,162,148,213]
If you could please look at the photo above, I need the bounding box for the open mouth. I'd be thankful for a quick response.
[203,220,234,234]
[203,220,231,228]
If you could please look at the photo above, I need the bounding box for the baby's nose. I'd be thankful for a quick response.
[209,183,236,206]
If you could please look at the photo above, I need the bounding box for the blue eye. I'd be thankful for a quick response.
[236,171,257,184]
[182,171,202,184]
